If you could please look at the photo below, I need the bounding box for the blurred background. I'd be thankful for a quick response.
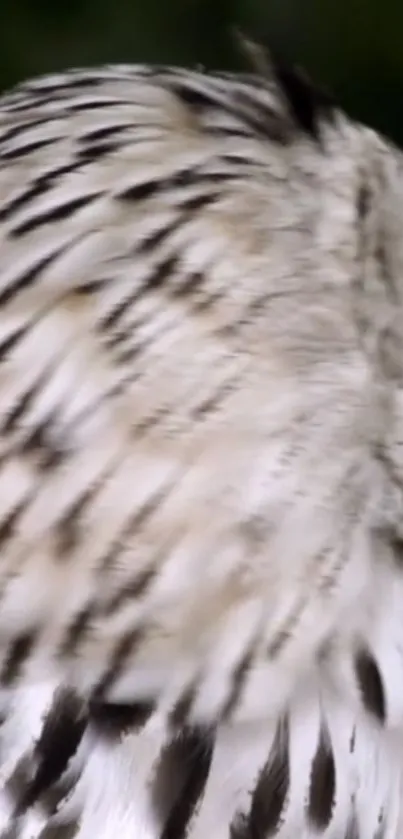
[1,0,403,145]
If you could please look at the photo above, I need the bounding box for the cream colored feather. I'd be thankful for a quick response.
[0,54,402,838]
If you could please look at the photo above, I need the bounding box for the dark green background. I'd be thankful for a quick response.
[1,1,402,145]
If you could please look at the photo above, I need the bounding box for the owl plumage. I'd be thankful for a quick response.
[0,51,402,838]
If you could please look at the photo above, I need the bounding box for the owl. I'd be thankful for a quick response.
[0,39,402,839]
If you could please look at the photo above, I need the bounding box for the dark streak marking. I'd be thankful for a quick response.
[73,278,110,296]
[357,184,371,220]
[26,76,103,93]
[78,124,131,143]
[0,180,53,224]
[179,191,219,212]
[101,266,202,343]
[89,699,154,738]
[308,724,336,830]
[192,378,233,421]
[36,161,82,183]
[0,117,58,146]
[133,406,172,437]
[118,166,231,205]
[153,726,214,839]
[267,596,307,660]
[124,478,177,536]
[117,179,161,202]
[355,649,386,723]
[56,481,102,559]
[169,169,231,189]
[75,141,123,162]
[5,755,33,806]
[0,137,58,162]
[10,193,103,237]
[137,218,183,255]
[98,288,152,337]
[169,684,198,731]
[22,417,65,472]
[192,288,225,314]
[68,99,133,112]
[0,326,32,361]
[3,376,46,434]
[267,628,291,659]
[233,106,288,144]
[103,324,135,352]
[0,496,31,552]
[15,689,86,815]
[96,478,178,596]
[56,507,83,558]
[230,812,255,839]
[172,81,288,145]
[1,628,38,686]
[143,255,179,292]
[99,294,139,333]
[37,821,79,839]
[376,242,391,283]
[171,270,206,299]
[349,726,356,754]
[221,643,255,720]
[219,153,260,168]
[376,807,386,839]
[58,604,95,658]
[100,567,156,616]
[207,125,259,140]
[0,244,69,307]
[0,94,67,113]
[272,59,335,141]
[168,168,203,188]
[172,83,224,113]
[91,626,146,700]
[40,771,78,818]
[230,717,289,838]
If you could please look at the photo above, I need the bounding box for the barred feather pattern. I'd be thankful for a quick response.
[0,59,402,838]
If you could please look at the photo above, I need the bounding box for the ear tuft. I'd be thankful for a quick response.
[234,29,336,141]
